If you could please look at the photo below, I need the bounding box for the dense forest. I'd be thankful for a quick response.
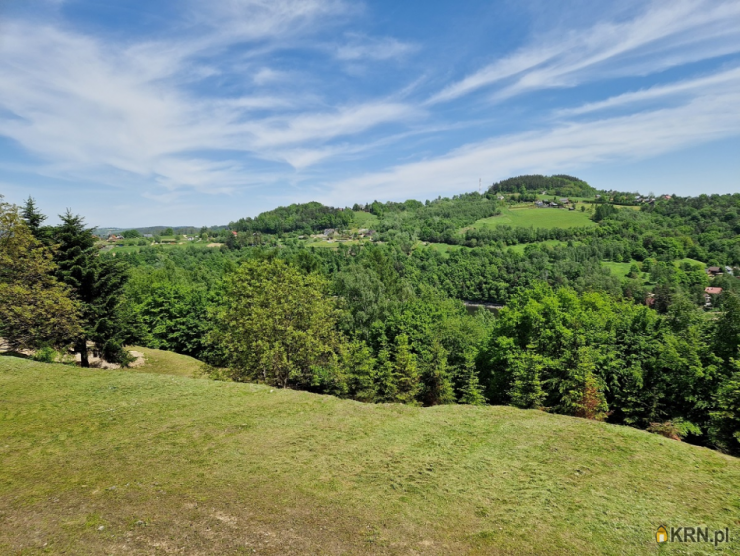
[2,175,740,456]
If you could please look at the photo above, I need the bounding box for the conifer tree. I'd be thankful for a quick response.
[21,196,46,238]
[393,334,419,404]
[458,348,486,405]
[53,210,129,366]
[509,350,546,409]
[419,340,455,406]
[373,347,397,403]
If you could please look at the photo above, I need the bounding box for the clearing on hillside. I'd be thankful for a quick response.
[472,206,596,230]
[1,358,738,555]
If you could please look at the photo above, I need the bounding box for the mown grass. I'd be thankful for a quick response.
[472,206,596,230]
[125,346,204,377]
[1,357,738,554]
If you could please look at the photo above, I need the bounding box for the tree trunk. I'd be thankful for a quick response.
[77,339,89,368]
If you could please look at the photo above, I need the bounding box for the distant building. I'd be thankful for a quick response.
[706,266,722,277]
[323,228,335,236]
[705,287,723,308]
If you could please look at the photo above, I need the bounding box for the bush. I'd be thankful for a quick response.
[32,346,57,363]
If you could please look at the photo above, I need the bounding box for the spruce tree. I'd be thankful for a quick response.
[374,348,397,403]
[393,334,419,404]
[53,211,129,366]
[21,196,47,240]
[458,348,486,405]
[419,340,455,406]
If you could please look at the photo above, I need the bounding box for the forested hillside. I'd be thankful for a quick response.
[3,178,740,457]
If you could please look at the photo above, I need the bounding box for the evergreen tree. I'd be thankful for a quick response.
[508,350,546,409]
[342,340,377,403]
[21,196,47,240]
[419,340,455,406]
[393,334,419,404]
[457,348,486,405]
[374,347,397,403]
[53,210,129,366]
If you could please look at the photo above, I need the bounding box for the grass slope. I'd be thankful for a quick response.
[126,346,204,377]
[472,206,596,230]
[1,358,739,555]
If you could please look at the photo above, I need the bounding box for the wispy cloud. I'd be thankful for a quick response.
[0,9,416,196]
[429,0,740,104]
[556,65,740,117]
[327,87,740,203]
[334,34,417,61]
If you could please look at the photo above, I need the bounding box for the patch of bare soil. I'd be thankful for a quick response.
[75,350,146,369]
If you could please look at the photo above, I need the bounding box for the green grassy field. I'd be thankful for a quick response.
[507,240,568,254]
[351,211,380,229]
[472,206,596,230]
[1,357,738,555]
[602,261,635,279]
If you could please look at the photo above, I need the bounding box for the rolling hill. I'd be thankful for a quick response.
[1,356,738,554]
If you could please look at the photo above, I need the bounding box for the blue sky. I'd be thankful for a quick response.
[1,0,739,227]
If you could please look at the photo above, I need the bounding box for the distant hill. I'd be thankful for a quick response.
[229,201,352,234]
[2,356,738,554]
[93,225,226,237]
[489,174,597,197]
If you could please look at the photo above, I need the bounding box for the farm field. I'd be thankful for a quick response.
[471,206,596,230]
[1,357,739,555]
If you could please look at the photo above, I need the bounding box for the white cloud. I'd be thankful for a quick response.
[556,65,740,117]
[0,14,416,197]
[325,87,740,204]
[334,34,417,61]
[429,0,740,104]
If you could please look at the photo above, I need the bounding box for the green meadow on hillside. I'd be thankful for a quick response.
[1,357,738,555]
[471,205,596,230]
[351,211,380,229]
